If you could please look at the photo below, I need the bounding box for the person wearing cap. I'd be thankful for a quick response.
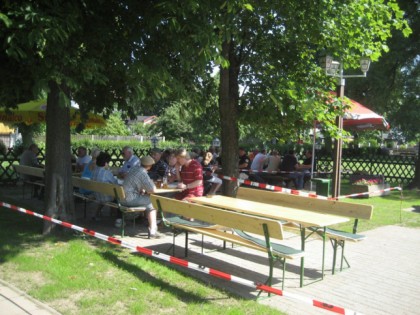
[174,148,204,201]
[121,155,161,238]
[118,146,140,179]
[148,148,168,180]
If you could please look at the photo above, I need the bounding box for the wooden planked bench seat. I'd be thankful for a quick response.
[236,187,373,274]
[72,176,146,237]
[14,164,45,199]
[150,194,304,290]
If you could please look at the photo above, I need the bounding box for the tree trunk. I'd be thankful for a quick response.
[219,40,240,197]
[43,81,75,234]
[17,123,37,148]
[408,141,420,189]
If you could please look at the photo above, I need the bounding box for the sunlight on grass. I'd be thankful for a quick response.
[334,181,420,232]
[0,209,283,315]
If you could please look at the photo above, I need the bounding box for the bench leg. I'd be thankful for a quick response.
[171,231,176,256]
[331,239,338,275]
[83,199,87,219]
[121,215,125,238]
[331,239,350,274]
[300,227,305,287]
[340,241,350,271]
[184,231,189,257]
[321,227,326,280]
[281,258,286,291]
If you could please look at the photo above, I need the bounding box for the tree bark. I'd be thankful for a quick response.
[17,123,36,148]
[219,40,240,197]
[43,81,75,234]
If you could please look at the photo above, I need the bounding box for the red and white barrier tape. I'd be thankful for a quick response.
[0,200,362,315]
[335,186,402,200]
[217,173,402,200]
[217,174,330,199]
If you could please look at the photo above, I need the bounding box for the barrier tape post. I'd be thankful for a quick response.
[0,200,363,315]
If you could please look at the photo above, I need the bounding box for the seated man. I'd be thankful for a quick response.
[296,150,314,184]
[202,151,222,196]
[175,148,204,200]
[148,148,168,180]
[238,147,250,170]
[118,146,139,179]
[250,149,267,171]
[265,150,282,172]
[280,150,304,190]
[239,147,265,183]
[19,143,44,198]
[121,155,161,238]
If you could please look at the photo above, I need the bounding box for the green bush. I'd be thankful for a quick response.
[70,139,192,155]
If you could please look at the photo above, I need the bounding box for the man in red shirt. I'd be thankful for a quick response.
[175,148,204,200]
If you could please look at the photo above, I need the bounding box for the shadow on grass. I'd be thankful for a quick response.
[0,185,80,264]
[99,249,230,304]
[0,204,76,264]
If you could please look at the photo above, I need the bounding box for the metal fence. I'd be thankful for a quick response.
[0,147,151,184]
[1,147,416,185]
[316,154,416,184]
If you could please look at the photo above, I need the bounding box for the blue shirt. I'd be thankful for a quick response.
[119,155,140,176]
[92,166,118,202]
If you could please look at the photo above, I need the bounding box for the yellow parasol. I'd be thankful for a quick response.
[0,99,106,128]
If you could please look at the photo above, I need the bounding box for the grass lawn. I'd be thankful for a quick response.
[0,207,283,315]
[333,181,420,232]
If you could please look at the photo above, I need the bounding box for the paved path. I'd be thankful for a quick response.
[1,191,420,314]
[141,224,419,315]
[0,279,61,315]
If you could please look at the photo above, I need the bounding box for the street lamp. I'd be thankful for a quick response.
[150,136,159,148]
[320,55,371,198]
[212,137,221,148]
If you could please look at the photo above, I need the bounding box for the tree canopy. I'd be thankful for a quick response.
[0,0,413,227]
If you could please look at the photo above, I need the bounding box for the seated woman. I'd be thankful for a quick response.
[201,151,222,196]
[174,148,204,200]
[79,148,101,195]
[91,152,118,220]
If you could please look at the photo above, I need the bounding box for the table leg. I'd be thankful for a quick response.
[322,226,326,279]
[300,227,305,287]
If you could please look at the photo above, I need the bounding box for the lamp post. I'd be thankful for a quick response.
[212,137,221,148]
[320,55,371,198]
[150,136,159,149]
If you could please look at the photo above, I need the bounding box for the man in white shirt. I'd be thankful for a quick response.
[250,149,267,171]
[265,150,281,172]
[118,146,139,179]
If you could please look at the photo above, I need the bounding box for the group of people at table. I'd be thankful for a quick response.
[20,143,312,238]
[72,145,222,238]
[238,147,313,190]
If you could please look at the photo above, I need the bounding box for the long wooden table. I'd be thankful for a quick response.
[188,195,349,286]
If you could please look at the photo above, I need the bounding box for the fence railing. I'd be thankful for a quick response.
[0,148,417,185]
[316,154,416,184]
